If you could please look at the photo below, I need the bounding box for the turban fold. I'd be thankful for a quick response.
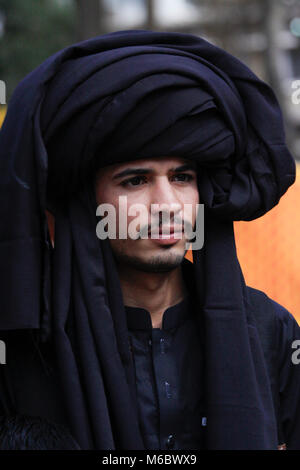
[0,29,296,449]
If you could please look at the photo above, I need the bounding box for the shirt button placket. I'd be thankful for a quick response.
[166,434,175,449]
[160,337,166,354]
[152,330,176,449]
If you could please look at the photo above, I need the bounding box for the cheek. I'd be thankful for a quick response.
[95,184,119,207]
[123,193,151,230]
[108,196,150,239]
[180,186,199,207]
[180,187,200,225]
[190,184,200,205]
[108,237,130,257]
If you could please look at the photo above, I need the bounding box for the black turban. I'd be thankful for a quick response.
[0,29,296,449]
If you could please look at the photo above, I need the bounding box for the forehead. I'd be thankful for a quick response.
[96,156,196,179]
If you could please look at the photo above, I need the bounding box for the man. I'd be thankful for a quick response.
[0,29,300,450]
[95,155,203,450]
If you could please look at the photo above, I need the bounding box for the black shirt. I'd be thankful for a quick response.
[125,294,206,450]
[1,266,300,449]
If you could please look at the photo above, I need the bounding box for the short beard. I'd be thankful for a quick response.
[113,251,185,273]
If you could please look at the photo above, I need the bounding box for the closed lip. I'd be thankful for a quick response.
[148,226,184,235]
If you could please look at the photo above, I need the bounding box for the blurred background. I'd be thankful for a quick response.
[0,0,299,321]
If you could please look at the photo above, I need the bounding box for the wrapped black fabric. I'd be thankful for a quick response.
[0,30,296,449]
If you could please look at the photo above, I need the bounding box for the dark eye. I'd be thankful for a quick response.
[172,173,194,182]
[121,175,147,187]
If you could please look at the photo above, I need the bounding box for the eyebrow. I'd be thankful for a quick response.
[112,163,197,180]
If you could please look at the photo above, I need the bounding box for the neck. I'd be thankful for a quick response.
[117,262,187,329]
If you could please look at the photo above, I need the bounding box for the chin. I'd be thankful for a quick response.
[114,250,185,273]
[134,256,184,273]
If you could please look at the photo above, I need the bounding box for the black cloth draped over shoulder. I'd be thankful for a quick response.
[0,30,296,449]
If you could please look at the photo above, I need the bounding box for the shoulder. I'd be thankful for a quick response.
[246,285,297,325]
[246,285,300,355]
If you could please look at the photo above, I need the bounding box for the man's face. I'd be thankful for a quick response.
[95,156,199,273]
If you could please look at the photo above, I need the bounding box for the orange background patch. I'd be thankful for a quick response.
[186,166,300,324]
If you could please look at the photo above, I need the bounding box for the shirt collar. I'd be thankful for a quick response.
[125,294,193,331]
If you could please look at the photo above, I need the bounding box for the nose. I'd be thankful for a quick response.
[150,176,182,224]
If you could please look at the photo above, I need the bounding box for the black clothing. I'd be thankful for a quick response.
[125,294,206,450]
[0,260,300,449]
[0,30,297,449]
